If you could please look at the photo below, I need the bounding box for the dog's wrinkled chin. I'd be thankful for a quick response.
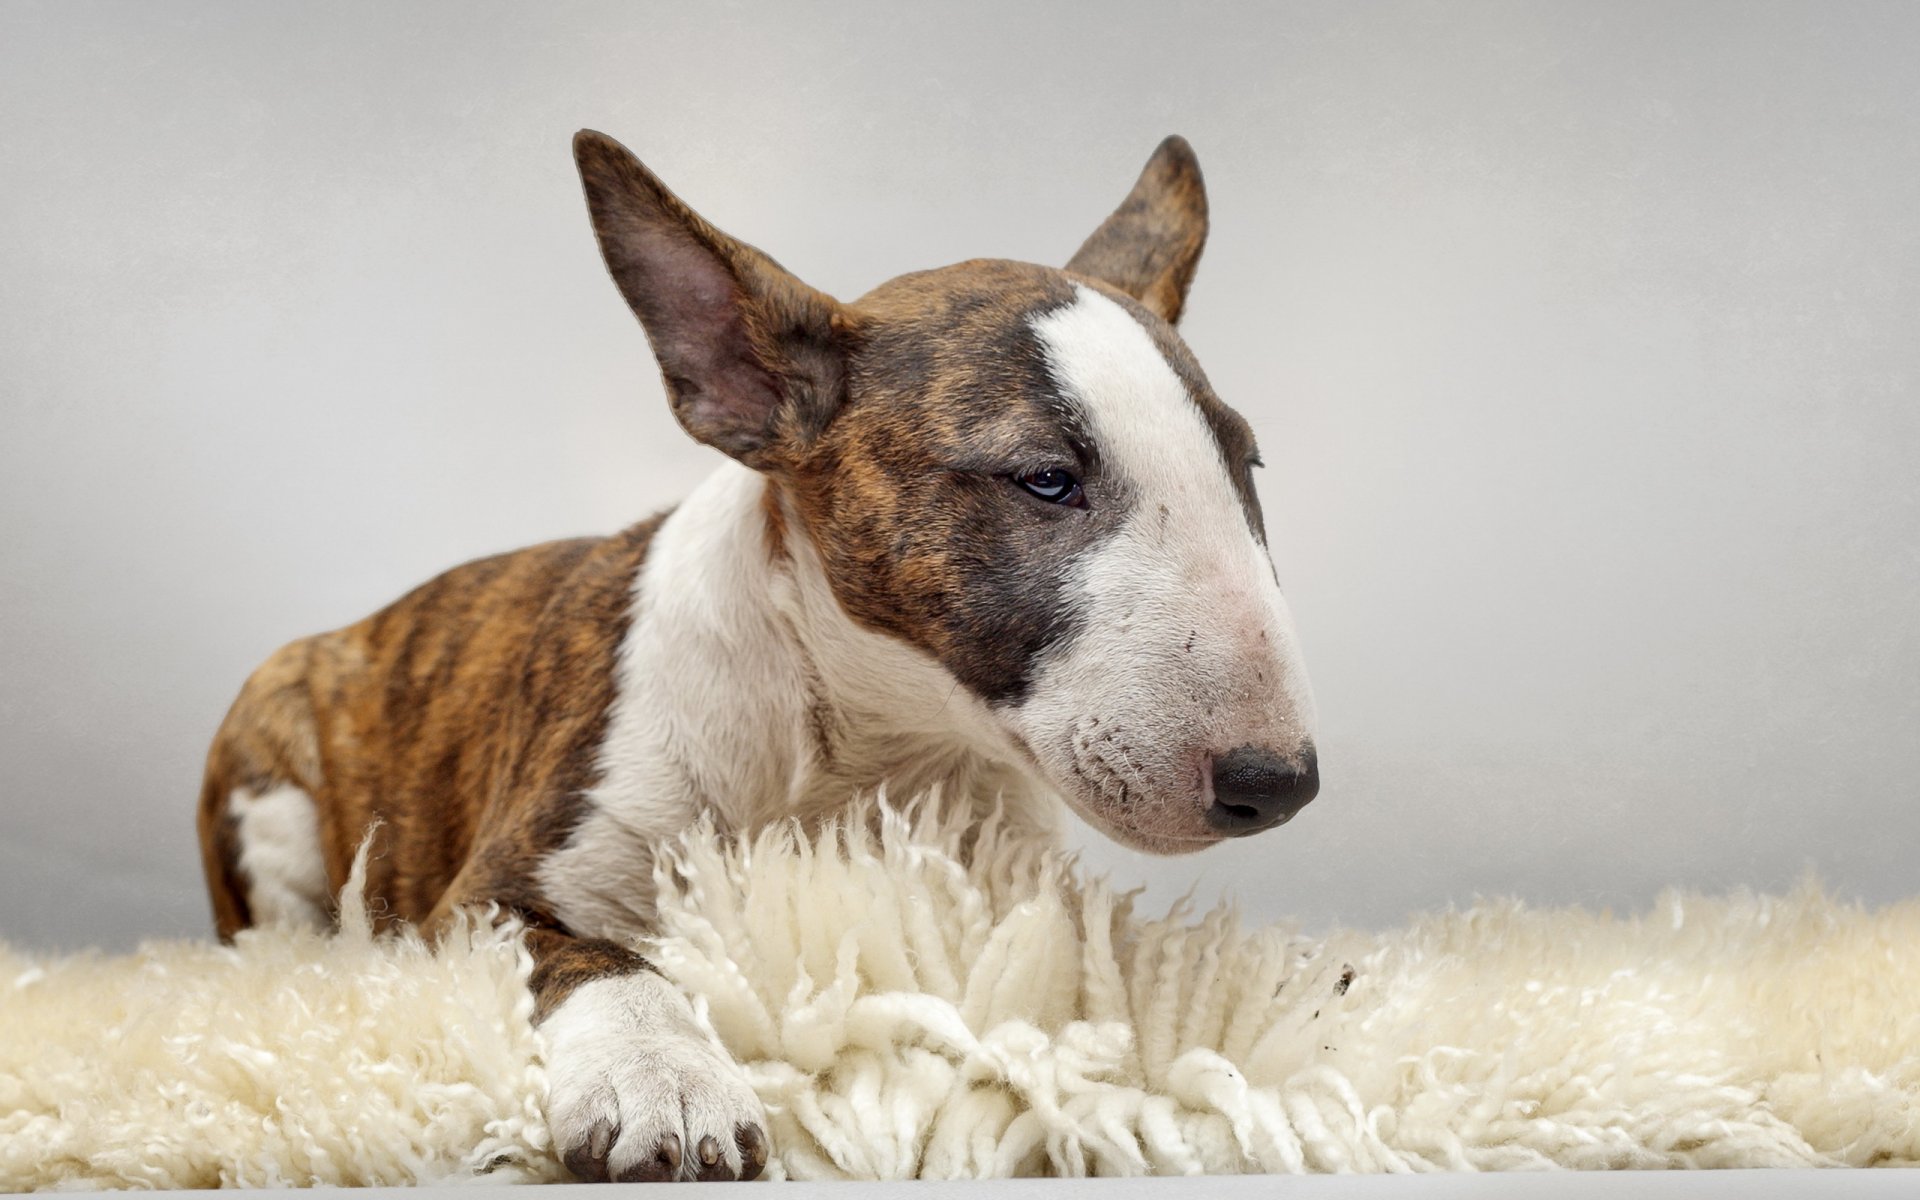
[981,710,1211,853]
[1071,802,1228,856]
[992,724,1215,854]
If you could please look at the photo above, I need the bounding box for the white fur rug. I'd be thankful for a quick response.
[4,802,1918,1188]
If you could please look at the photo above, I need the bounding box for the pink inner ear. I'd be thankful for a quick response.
[617,223,785,455]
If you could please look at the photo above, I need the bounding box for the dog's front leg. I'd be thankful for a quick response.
[522,928,768,1182]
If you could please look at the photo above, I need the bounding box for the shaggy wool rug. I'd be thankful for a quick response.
[3,801,1918,1188]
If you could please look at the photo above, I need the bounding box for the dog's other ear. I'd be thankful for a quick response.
[1066,136,1209,325]
[573,130,851,468]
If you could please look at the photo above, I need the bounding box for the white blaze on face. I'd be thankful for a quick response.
[1010,284,1316,851]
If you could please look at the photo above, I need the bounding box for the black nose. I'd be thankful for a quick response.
[1205,746,1319,835]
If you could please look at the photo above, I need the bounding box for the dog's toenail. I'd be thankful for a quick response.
[736,1122,768,1180]
[563,1118,617,1182]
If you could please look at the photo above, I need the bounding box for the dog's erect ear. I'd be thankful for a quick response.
[574,130,850,468]
[1066,136,1209,325]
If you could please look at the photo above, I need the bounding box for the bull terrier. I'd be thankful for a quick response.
[197,129,1319,1182]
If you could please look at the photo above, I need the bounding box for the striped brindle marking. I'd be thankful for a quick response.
[198,130,1318,1183]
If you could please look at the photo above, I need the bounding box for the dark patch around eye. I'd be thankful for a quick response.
[798,264,1118,708]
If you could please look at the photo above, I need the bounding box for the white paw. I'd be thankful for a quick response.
[540,970,768,1182]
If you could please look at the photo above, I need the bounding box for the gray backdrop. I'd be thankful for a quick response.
[3,1,1917,952]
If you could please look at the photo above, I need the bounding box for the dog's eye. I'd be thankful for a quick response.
[1012,467,1085,508]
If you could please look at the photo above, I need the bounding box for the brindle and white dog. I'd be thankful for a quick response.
[197,130,1319,1183]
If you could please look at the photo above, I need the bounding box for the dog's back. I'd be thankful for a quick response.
[197,523,663,938]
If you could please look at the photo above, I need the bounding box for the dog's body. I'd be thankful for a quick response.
[197,132,1319,1183]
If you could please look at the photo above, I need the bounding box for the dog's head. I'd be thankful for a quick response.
[575,130,1317,853]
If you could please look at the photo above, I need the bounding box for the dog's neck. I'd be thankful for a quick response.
[590,461,1052,841]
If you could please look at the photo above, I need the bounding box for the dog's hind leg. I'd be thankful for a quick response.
[197,638,332,938]
[224,783,331,930]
